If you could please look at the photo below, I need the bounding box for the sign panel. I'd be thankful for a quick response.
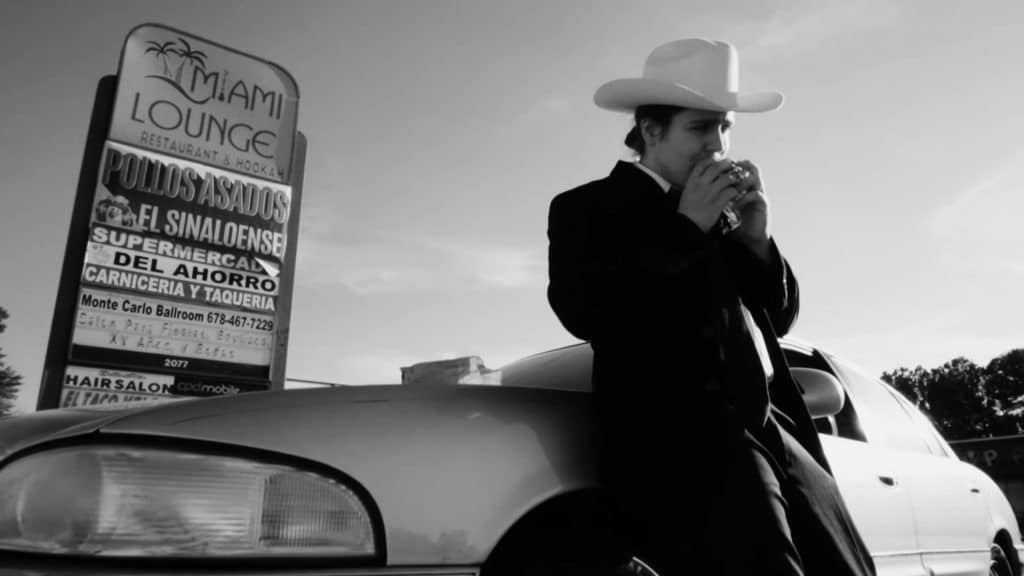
[84,241,279,301]
[70,287,273,378]
[110,24,299,183]
[38,23,302,411]
[60,364,268,408]
[91,142,290,264]
[61,365,177,407]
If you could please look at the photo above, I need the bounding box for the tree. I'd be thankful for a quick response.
[984,349,1024,436]
[882,351,1024,440]
[882,365,929,406]
[0,307,22,416]
[986,350,1024,412]
[921,357,994,440]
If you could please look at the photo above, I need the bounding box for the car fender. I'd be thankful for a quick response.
[82,385,598,565]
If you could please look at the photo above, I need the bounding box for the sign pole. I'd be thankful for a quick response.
[38,76,117,411]
[269,132,306,390]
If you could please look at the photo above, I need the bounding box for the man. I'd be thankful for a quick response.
[546,39,876,575]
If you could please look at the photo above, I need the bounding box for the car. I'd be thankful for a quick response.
[0,339,1020,576]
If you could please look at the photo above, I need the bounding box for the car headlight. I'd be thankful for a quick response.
[0,444,377,558]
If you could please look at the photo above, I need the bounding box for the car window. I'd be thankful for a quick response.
[832,358,931,455]
[891,391,953,458]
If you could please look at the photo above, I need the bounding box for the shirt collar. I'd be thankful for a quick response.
[632,161,672,194]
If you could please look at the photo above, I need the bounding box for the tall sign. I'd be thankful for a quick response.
[39,23,303,410]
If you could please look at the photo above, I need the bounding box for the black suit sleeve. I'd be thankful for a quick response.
[546,185,719,348]
[723,237,800,336]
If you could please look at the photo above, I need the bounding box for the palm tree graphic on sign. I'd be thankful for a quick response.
[144,37,208,94]
[144,40,176,77]
[170,37,207,85]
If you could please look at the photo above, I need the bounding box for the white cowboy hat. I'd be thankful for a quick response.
[594,38,783,113]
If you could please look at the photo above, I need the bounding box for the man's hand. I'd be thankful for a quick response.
[676,157,742,233]
[727,159,773,261]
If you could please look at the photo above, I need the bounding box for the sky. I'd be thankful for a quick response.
[2,0,1023,414]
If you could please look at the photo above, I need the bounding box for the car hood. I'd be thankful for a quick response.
[0,385,595,565]
[1,384,593,475]
[0,404,134,460]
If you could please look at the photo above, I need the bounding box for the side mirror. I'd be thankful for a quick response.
[791,367,845,418]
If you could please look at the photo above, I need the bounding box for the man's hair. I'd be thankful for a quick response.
[624,104,688,156]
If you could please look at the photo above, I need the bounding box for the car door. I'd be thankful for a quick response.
[784,345,925,575]
[820,434,925,576]
[891,390,994,576]
[830,357,992,576]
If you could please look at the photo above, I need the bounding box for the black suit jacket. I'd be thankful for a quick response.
[547,161,829,475]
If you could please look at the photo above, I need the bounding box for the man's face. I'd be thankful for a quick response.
[644,109,735,188]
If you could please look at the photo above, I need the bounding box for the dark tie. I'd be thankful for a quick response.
[708,248,772,430]
[722,301,772,429]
